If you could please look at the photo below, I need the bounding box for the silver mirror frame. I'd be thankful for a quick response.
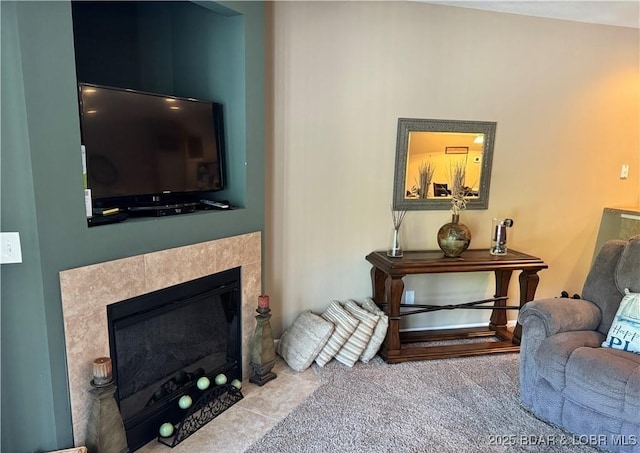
[392,118,497,211]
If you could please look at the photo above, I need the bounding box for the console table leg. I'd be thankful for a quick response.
[513,270,540,344]
[382,275,404,357]
[489,269,512,330]
[370,266,386,305]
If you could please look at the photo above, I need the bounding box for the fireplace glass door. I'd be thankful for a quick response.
[107,267,241,450]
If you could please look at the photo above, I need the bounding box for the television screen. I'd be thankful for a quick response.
[78,83,225,204]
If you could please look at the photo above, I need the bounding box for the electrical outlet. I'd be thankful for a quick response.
[405,290,415,304]
[620,164,629,179]
[1,232,23,264]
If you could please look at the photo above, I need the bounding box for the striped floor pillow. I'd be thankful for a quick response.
[359,298,389,363]
[334,300,379,367]
[315,301,359,367]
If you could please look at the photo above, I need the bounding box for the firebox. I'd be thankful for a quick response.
[107,267,242,451]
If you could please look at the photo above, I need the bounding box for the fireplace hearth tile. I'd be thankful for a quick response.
[216,232,261,272]
[136,403,279,453]
[237,369,319,420]
[60,256,146,317]
[143,241,218,292]
[241,262,261,299]
[60,255,147,446]
[241,262,262,378]
[136,357,320,453]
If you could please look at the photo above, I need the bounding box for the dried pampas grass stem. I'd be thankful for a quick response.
[390,206,407,229]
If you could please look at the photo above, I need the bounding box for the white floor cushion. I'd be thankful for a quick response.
[277,311,334,371]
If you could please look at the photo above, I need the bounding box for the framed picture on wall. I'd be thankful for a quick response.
[445,146,469,154]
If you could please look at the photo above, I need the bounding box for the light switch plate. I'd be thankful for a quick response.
[1,232,23,264]
[620,164,629,179]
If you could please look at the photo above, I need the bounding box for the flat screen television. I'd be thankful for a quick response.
[78,83,225,210]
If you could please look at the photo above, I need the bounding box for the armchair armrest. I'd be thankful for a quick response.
[519,298,603,407]
[519,298,602,337]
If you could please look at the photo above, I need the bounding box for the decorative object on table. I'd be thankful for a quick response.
[85,357,129,453]
[437,159,471,258]
[490,218,514,256]
[249,294,277,385]
[416,160,435,199]
[387,206,407,258]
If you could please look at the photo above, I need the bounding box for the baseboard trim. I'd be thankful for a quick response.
[273,321,517,346]
[400,319,517,332]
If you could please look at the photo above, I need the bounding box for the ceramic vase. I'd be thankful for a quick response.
[437,213,471,258]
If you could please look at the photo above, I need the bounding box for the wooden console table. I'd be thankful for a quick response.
[366,249,547,363]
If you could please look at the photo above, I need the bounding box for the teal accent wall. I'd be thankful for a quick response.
[0,1,265,451]
[169,2,249,207]
[1,2,56,449]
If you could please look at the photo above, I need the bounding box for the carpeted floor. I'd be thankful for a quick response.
[244,353,603,453]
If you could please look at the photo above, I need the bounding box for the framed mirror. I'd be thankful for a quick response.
[392,118,497,210]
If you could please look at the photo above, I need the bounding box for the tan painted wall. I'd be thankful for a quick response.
[266,1,640,335]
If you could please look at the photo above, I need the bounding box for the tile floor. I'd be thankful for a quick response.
[138,358,318,453]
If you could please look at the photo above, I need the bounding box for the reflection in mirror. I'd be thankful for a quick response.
[393,119,496,211]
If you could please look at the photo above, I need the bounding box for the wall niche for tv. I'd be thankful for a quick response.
[71,0,247,210]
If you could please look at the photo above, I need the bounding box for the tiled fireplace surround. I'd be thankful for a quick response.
[59,231,262,446]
